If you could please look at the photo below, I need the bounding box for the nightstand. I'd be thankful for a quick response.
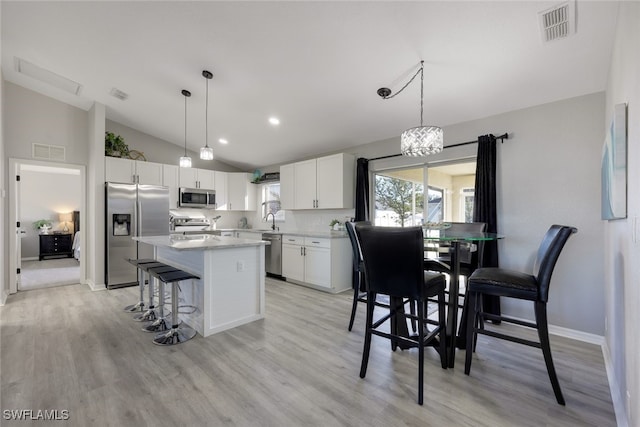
[39,233,73,260]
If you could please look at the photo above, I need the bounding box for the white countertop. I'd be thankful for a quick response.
[134,234,268,251]
[216,228,348,239]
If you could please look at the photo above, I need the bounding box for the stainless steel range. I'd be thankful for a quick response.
[170,210,214,234]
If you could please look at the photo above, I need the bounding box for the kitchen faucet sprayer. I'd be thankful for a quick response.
[265,212,276,230]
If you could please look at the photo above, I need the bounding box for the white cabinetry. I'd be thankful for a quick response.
[279,153,354,210]
[179,168,215,190]
[279,163,295,210]
[281,235,351,293]
[282,236,306,282]
[293,159,317,209]
[214,171,227,210]
[227,173,256,211]
[105,157,163,185]
[162,164,179,209]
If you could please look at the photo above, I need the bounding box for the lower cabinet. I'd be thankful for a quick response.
[281,235,351,293]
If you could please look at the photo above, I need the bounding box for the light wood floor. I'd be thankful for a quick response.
[1,278,616,426]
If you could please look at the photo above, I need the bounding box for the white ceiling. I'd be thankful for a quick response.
[1,1,619,170]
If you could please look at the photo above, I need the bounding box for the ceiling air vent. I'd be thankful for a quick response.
[32,143,66,162]
[538,1,575,42]
[110,87,129,101]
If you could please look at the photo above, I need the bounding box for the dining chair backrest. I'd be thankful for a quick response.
[533,225,577,302]
[447,222,487,265]
[345,221,370,271]
[355,224,424,300]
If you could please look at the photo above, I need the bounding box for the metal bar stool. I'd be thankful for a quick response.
[124,258,157,312]
[132,261,171,322]
[149,269,200,346]
[140,264,182,333]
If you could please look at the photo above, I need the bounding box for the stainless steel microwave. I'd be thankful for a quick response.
[179,187,216,208]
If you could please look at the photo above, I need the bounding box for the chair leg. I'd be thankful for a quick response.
[359,292,375,379]
[438,290,447,369]
[464,291,479,375]
[348,271,360,331]
[410,300,417,333]
[417,298,425,405]
[535,301,566,405]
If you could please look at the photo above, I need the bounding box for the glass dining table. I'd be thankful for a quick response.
[423,227,503,368]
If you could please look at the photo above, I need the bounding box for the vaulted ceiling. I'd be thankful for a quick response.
[1,1,619,170]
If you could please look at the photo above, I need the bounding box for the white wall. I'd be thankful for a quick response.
[106,120,242,172]
[3,82,88,164]
[19,169,81,259]
[0,60,6,303]
[604,2,640,425]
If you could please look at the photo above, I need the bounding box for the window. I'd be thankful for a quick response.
[261,183,284,221]
[373,167,424,227]
[372,160,476,226]
[461,188,475,223]
[427,186,444,223]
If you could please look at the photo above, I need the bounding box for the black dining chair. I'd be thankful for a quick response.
[355,224,447,405]
[346,221,417,333]
[464,224,577,405]
[424,221,487,308]
[345,221,369,331]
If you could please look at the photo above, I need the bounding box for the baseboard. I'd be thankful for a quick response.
[548,324,604,346]
[21,257,38,262]
[0,288,7,306]
[602,342,629,427]
[501,314,604,345]
[86,279,106,292]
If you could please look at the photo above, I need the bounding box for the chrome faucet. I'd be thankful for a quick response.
[265,212,276,230]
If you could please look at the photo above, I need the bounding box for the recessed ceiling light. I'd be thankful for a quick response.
[268,117,280,126]
[218,138,228,144]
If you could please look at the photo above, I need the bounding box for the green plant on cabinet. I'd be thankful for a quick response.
[105,131,130,158]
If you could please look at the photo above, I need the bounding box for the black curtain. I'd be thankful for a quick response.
[473,134,501,316]
[355,158,370,221]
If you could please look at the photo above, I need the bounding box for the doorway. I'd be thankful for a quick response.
[8,159,86,294]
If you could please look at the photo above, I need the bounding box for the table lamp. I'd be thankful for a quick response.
[59,212,73,233]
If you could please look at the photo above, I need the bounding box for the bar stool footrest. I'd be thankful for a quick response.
[153,325,196,345]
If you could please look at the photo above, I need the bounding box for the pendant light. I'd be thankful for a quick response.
[179,89,192,168]
[377,60,443,156]
[199,70,214,160]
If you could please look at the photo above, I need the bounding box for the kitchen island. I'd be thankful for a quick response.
[134,234,267,337]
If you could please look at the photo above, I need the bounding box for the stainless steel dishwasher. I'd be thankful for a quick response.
[262,233,282,276]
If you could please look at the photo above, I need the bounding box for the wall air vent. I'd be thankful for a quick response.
[15,57,82,95]
[538,1,575,42]
[110,87,129,101]
[32,143,66,162]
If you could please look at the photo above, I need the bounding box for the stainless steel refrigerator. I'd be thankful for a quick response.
[105,182,170,289]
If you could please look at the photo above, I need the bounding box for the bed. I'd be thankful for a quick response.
[72,210,81,260]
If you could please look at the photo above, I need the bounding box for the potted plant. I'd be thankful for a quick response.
[329,219,342,231]
[105,131,130,158]
[32,219,52,233]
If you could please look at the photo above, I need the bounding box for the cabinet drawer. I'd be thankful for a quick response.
[304,237,330,248]
[282,235,304,245]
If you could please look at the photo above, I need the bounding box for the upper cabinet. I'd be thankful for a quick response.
[104,158,256,212]
[227,173,256,211]
[214,171,228,210]
[178,167,215,190]
[105,157,163,185]
[162,164,179,209]
[279,163,295,210]
[280,153,355,210]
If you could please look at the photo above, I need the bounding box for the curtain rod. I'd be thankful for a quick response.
[368,133,509,161]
